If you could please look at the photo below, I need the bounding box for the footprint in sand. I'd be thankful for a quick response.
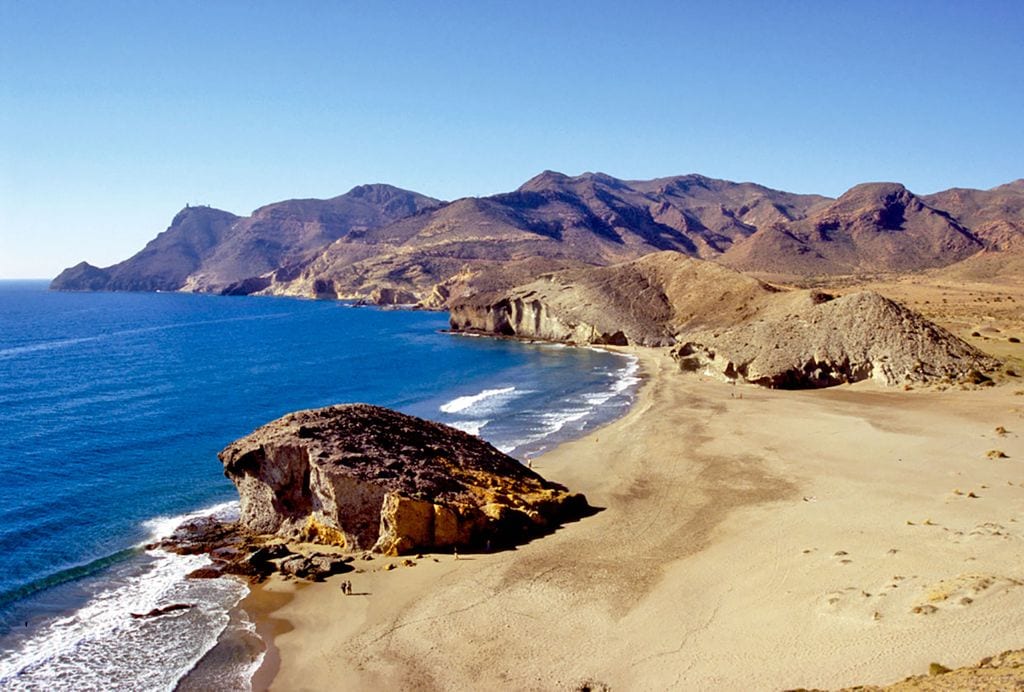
[969,522,1009,538]
[915,573,1024,611]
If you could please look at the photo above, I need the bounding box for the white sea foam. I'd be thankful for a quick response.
[141,500,240,545]
[439,386,517,414]
[449,420,490,436]
[0,503,248,691]
[583,355,641,406]
[539,408,592,435]
[494,353,641,457]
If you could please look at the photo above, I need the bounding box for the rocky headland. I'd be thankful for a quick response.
[449,252,999,388]
[227,404,584,551]
[153,404,590,582]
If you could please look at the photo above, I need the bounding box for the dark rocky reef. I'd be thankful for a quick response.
[218,404,591,555]
[147,513,355,582]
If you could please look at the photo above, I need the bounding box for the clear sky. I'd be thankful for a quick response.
[1,1,1022,279]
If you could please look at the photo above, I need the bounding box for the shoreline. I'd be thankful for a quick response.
[243,581,297,691]
[240,343,649,692]
[248,346,1024,690]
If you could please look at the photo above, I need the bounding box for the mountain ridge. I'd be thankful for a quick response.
[51,172,1024,302]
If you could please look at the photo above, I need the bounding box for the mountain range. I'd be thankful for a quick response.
[51,172,1024,304]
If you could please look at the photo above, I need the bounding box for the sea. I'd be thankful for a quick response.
[0,280,640,690]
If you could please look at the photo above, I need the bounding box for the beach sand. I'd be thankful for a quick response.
[248,348,1024,690]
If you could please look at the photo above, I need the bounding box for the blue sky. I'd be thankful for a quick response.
[1,1,1022,278]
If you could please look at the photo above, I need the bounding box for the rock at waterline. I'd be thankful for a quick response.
[218,404,591,555]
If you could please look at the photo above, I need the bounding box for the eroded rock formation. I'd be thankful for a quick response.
[673,291,999,388]
[219,404,589,555]
[449,252,779,346]
[450,252,999,389]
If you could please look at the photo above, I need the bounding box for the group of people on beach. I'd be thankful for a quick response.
[340,580,354,595]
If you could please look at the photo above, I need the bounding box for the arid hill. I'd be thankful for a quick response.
[450,253,999,388]
[51,184,441,293]
[449,251,781,346]
[235,171,826,302]
[923,179,1024,230]
[51,173,1024,302]
[51,205,241,292]
[674,290,997,388]
[720,183,983,278]
[922,179,1024,252]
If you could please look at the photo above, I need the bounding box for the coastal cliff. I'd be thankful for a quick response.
[450,253,1000,388]
[449,252,779,347]
[219,404,590,555]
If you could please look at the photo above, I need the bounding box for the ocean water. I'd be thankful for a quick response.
[0,281,639,690]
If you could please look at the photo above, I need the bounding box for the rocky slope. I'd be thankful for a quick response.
[51,173,1024,302]
[51,206,241,292]
[450,253,999,388]
[674,290,998,388]
[923,179,1024,230]
[449,251,781,346]
[720,183,984,277]
[234,171,826,303]
[834,648,1024,691]
[51,184,441,292]
[219,404,590,555]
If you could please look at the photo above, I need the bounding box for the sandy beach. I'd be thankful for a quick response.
[247,348,1024,690]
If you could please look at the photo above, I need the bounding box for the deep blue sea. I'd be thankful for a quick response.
[0,281,638,690]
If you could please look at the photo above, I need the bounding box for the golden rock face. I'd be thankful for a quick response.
[220,404,590,555]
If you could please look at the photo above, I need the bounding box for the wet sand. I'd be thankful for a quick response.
[250,348,1024,690]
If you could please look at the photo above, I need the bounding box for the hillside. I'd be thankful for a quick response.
[50,173,1024,301]
[450,253,999,387]
[720,183,984,277]
[51,185,441,292]
[239,171,827,301]
[449,252,780,346]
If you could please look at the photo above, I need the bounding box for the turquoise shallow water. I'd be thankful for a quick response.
[0,281,638,689]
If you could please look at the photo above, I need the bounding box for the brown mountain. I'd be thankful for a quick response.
[51,205,241,292]
[922,179,1024,251]
[720,183,984,277]
[923,179,1024,228]
[51,173,1023,301]
[51,184,441,292]
[245,171,825,301]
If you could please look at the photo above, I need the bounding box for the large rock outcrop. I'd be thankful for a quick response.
[219,404,590,555]
[673,291,999,388]
[449,252,780,346]
[450,253,1000,389]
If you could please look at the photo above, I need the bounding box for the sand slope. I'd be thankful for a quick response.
[254,350,1024,691]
